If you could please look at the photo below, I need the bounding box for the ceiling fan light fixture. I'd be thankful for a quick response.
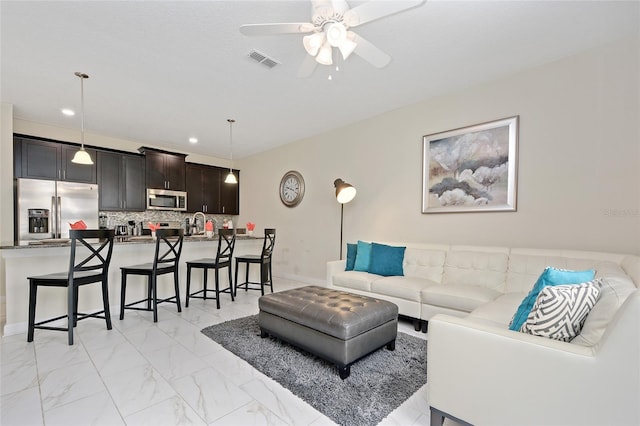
[338,33,357,60]
[325,22,347,47]
[303,32,324,56]
[316,42,333,65]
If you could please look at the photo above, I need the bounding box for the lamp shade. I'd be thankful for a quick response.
[224,171,238,184]
[71,148,93,165]
[334,178,356,204]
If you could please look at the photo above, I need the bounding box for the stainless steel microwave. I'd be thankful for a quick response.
[146,188,187,211]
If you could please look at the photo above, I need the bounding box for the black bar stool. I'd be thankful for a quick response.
[119,228,184,322]
[234,228,276,296]
[27,229,116,345]
[185,229,236,309]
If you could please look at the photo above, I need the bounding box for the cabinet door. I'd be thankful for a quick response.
[165,154,186,191]
[62,145,97,183]
[201,166,220,213]
[219,168,240,215]
[145,151,167,189]
[185,163,204,212]
[97,151,122,210]
[20,138,59,179]
[123,155,145,211]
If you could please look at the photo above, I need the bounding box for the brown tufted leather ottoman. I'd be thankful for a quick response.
[258,285,398,379]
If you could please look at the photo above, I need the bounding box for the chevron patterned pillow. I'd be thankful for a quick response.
[520,280,602,342]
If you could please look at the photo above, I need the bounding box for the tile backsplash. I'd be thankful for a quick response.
[101,210,234,231]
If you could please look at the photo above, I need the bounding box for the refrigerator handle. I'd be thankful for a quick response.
[57,196,62,239]
[51,196,57,238]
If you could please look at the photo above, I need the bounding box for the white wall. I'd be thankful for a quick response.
[235,36,640,282]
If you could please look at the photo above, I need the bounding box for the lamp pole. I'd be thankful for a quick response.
[334,178,356,260]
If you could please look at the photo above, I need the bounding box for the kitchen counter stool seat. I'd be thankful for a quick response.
[235,228,276,296]
[185,229,236,309]
[119,228,184,322]
[27,229,116,345]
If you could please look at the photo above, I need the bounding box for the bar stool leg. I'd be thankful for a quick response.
[67,283,74,345]
[27,280,37,342]
[186,265,192,307]
[120,271,127,320]
[174,270,182,313]
[102,278,112,330]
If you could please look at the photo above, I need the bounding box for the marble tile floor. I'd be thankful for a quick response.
[0,278,431,426]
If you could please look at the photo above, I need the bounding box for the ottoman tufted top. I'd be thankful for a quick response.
[259,285,398,340]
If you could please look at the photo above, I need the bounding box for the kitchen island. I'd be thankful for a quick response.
[0,234,263,336]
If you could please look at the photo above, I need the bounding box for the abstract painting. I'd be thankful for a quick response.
[422,116,518,213]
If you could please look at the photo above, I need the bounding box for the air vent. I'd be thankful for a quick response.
[249,49,280,68]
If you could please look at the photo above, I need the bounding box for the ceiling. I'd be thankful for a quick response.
[1,1,638,160]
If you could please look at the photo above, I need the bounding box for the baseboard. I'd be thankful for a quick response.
[275,273,325,287]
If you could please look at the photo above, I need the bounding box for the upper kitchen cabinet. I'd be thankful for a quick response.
[185,163,240,214]
[139,147,186,191]
[186,163,220,213]
[219,167,240,215]
[14,136,97,183]
[97,151,146,211]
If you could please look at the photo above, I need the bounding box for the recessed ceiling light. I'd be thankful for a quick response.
[189,137,198,144]
[61,108,75,116]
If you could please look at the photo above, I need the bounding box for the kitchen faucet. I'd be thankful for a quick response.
[191,211,206,234]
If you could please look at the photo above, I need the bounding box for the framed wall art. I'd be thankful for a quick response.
[422,116,518,213]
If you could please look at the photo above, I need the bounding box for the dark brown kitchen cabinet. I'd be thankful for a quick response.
[219,168,240,215]
[97,151,145,211]
[140,147,186,191]
[186,163,220,213]
[185,163,240,214]
[15,136,97,183]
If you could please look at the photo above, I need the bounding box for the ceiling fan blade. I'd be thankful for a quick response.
[240,23,315,36]
[351,33,391,68]
[330,0,350,14]
[343,0,425,27]
[297,54,319,78]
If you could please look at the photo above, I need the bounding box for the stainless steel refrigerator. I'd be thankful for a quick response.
[17,178,99,242]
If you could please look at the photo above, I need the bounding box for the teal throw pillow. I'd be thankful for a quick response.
[353,241,372,272]
[509,267,596,331]
[345,243,357,271]
[369,243,406,277]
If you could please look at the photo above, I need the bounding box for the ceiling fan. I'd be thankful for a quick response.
[240,0,425,75]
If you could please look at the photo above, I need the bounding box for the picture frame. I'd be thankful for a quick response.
[422,116,518,213]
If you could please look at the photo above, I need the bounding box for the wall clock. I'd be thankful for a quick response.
[279,170,305,207]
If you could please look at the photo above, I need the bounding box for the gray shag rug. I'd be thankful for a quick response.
[201,315,427,426]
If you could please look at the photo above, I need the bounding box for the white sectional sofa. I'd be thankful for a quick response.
[326,243,640,425]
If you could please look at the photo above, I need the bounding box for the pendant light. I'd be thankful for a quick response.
[71,72,94,165]
[224,119,238,184]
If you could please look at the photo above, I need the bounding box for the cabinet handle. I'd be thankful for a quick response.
[222,206,225,213]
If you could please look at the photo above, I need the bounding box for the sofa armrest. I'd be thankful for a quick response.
[326,260,346,286]
[427,293,640,426]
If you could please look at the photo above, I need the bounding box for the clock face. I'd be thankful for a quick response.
[279,171,305,207]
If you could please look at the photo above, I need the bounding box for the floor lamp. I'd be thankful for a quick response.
[334,179,357,259]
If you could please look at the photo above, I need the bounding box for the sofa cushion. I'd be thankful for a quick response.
[467,292,527,327]
[353,240,372,272]
[421,284,502,313]
[332,270,379,292]
[345,243,357,271]
[509,267,596,331]
[403,248,447,282]
[443,250,509,292]
[572,276,636,346]
[369,242,405,277]
[520,281,601,342]
[371,276,437,302]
